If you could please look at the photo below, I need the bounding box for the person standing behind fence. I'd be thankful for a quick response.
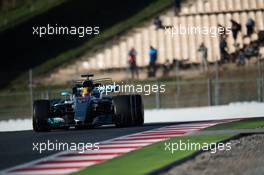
[237,49,246,66]
[128,48,139,80]
[198,43,208,71]
[219,37,229,63]
[148,46,158,77]
[217,24,227,39]
[162,59,171,76]
[172,0,181,16]
[230,19,241,43]
[153,16,164,30]
[246,17,255,37]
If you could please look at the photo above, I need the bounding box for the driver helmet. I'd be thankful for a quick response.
[82,80,94,97]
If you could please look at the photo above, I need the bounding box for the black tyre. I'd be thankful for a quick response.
[113,95,144,127]
[32,100,51,132]
[133,95,144,126]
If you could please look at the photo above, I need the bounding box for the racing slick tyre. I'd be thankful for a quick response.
[33,100,51,132]
[133,94,144,126]
[113,95,144,127]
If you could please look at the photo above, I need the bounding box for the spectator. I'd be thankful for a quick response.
[153,16,164,30]
[244,42,259,59]
[230,19,241,43]
[172,0,181,16]
[198,43,208,71]
[219,37,229,63]
[217,24,227,39]
[128,48,139,80]
[246,17,255,37]
[148,46,158,77]
[258,31,264,45]
[237,49,246,66]
[162,59,171,76]
[172,58,179,70]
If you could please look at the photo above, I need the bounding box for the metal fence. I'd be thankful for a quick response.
[0,77,264,120]
[142,78,263,109]
[0,89,68,120]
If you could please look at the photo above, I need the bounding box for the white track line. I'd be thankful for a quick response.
[54,155,118,160]
[32,162,97,168]
[6,169,80,175]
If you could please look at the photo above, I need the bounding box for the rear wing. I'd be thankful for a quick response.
[73,77,113,87]
[81,74,94,79]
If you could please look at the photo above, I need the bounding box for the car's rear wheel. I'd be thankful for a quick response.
[113,95,144,127]
[33,100,51,132]
[133,94,144,126]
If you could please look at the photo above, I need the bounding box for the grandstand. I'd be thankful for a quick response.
[45,0,264,84]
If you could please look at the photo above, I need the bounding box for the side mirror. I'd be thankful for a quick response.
[61,91,71,97]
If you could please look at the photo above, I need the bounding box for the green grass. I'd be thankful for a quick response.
[0,0,67,32]
[205,118,264,130]
[9,0,172,89]
[73,134,233,175]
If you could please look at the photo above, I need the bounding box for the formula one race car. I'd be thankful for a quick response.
[33,74,144,132]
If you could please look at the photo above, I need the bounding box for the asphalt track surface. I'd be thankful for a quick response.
[0,122,181,171]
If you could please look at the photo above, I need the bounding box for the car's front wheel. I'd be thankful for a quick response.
[32,100,51,132]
